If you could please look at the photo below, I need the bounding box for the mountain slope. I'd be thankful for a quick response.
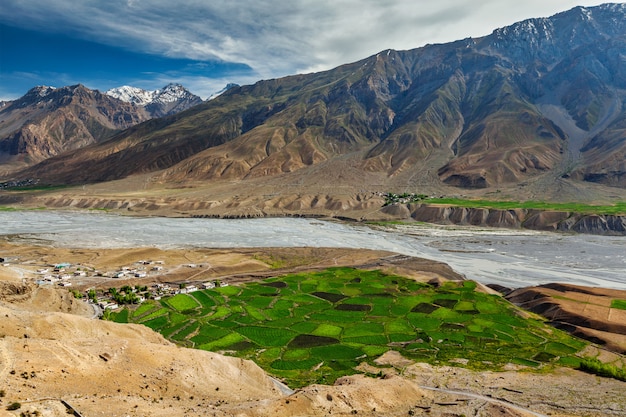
[0,84,204,176]
[8,4,626,194]
[0,85,150,174]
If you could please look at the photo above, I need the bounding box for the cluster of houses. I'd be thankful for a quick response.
[95,280,230,311]
[34,259,168,286]
[106,260,165,279]
[179,280,230,294]
[380,192,430,206]
[150,280,229,298]
[36,263,88,287]
[0,178,38,190]
[5,255,233,312]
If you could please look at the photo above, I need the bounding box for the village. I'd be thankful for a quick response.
[0,255,230,313]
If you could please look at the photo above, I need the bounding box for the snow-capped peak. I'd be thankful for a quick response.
[106,83,198,106]
[25,85,57,98]
[152,83,193,104]
[37,86,56,97]
[106,85,155,106]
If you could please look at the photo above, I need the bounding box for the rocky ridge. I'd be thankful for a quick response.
[401,204,626,235]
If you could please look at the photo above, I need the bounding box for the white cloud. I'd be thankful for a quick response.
[0,0,611,92]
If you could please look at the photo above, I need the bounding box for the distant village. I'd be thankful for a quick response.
[1,256,230,313]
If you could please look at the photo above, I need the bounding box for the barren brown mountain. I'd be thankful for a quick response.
[4,4,626,203]
[0,84,202,176]
[0,85,150,174]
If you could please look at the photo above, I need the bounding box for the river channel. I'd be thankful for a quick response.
[2,211,625,290]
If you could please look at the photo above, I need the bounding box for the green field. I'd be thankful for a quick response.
[166,294,201,311]
[611,299,626,310]
[425,198,626,215]
[108,268,589,387]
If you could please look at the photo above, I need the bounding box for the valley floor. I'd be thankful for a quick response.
[0,243,625,416]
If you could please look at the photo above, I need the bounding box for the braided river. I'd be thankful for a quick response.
[2,211,625,289]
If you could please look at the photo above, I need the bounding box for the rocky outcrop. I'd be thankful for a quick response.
[404,204,626,236]
[557,214,626,235]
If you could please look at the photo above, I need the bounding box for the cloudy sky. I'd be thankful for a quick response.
[0,0,611,100]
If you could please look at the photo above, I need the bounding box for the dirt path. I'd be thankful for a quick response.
[419,386,549,417]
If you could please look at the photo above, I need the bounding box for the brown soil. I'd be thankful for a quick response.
[0,241,462,291]
[507,283,626,354]
[1,243,625,417]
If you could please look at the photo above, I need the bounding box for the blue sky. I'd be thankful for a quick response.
[0,0,609,100]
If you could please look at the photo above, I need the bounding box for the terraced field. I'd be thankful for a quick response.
[108,268,588,387]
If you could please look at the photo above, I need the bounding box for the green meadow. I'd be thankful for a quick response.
[425,198,626,216]
[108,268,589,387]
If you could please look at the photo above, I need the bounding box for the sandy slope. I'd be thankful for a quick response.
[0,301,283,417]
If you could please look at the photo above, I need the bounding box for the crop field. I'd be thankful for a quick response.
[166,293,200,311]
[421,198,626,215]
[108,267,589,387]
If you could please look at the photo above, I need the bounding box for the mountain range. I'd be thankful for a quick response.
[0,84,201,174]
[105,83,204,117]
[2,4,626,202]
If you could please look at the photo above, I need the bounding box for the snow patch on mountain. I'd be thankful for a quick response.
[153,83,197,104]
[34,86,57,97]
[207,83,240,100]
[106,83,198,105]
[106,86,154,105]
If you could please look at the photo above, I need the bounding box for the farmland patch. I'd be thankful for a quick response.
[109,267,591,388]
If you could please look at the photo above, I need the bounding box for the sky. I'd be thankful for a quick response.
[0,1,612,100]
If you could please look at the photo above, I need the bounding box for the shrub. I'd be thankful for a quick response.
[578,358,626,382]
[7,402,21,410]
